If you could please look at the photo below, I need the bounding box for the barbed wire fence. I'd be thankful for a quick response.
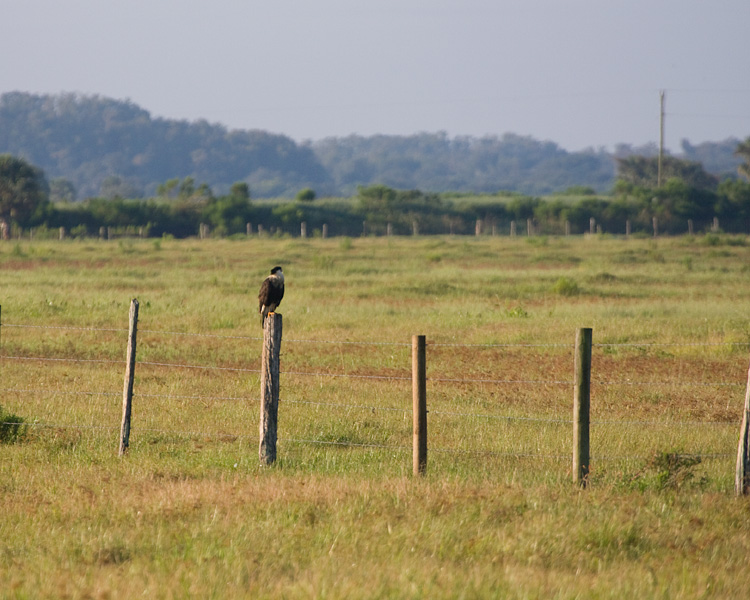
[1,307,747,484]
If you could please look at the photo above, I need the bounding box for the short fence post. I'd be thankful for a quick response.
[412,335,427,476]
[735,358,750,495]
[573,327,592,487]
[119,299,139,457]
[260,313,282,465]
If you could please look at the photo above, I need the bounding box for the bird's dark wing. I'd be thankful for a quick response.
[258,277,272,312]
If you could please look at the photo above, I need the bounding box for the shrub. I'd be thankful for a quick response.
[552,277,580,296]
[0,407,27,443]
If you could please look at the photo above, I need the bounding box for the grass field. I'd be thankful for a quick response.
[2,233,750,598]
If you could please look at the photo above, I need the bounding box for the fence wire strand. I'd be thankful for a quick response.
[2,319,745,464]
[5,322,749,349]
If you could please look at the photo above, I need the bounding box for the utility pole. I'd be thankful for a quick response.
[657,90,665,188]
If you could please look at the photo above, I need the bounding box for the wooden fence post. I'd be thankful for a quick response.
[119,299,139,457]
[260,313,282,465]
[412,335,427,476]
[735,358,750,495]
[573,327,592,487]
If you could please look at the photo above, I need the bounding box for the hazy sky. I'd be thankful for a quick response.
[2,0,749,152]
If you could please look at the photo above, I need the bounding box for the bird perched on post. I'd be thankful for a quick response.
[258,266,284,326]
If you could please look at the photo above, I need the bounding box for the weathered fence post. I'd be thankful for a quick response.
[322,224,328,239]
[573,327,592,487]
[119,299,139,457]
[735,358,750,495]
[412,335,427,476]
[300,222,307,238]
[475,219,482,236]
[260,313,282,465]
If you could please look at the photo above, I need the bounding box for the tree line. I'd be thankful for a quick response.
[2,146,750,239]
[2,92,745,201]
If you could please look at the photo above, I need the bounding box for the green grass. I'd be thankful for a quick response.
[1,234,750,598]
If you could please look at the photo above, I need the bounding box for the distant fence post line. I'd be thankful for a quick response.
[736,357,750,496]
[573,327,592,487]
[119,298,139,457]
[260,313,282,465]
[412,335,427,476]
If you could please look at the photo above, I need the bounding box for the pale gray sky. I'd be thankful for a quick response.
[2,0,749,151]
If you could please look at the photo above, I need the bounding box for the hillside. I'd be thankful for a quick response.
[0,92,743,199]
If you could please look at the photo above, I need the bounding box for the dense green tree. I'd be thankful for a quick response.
[716,179,750,224]
[651,178,716,225]
[230,181,250,200]
[616,155,718,190]
[203,194,251,235]
[296,187,316,202]
[0,154,49,227]
[357,184,398,223]
[157,178,180,198]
